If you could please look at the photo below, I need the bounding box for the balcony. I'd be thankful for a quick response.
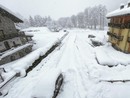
[107,32,123,41]
[108,23,126,29]
[0,33,20,42]
[116,36,124,41]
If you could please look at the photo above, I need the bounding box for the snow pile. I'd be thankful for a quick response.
[102,83,130,98]
[22,27,66,49]
[24,32,34,36]
[4,38,60,77]
[0,39,60,90]
[95,47,117,66]
[95,44,130,66]
[99,65,130,80]
[32,68,61,98]
[22,27,50,33]
[90,31,108,44]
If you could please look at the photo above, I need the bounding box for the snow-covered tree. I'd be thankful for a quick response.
[65,18,74,28]
[84,8,90,28]
[34,15,43,27]
[77,12,85,28]
[17,4,107,30]
[71,15,78,28]
[98,5,107,30]
[29,16,35,27]
[58,18,68,28]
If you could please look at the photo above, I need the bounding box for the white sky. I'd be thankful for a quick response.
[0,0,128,20]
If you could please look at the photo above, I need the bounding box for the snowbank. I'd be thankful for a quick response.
[95,44,130,66]
[32,68,61,98]
[99,65,130,80]
[22,27,50,33]
[8,39,60,76]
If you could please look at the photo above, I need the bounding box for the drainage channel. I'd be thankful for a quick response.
[26,41,60,73]
[99,79,130,83]
[27,32,68,73]
[0,32,69,96]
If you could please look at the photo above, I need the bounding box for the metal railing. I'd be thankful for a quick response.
[107,31,123,41]
[108,23,130,29]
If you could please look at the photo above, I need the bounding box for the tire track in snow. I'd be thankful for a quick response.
[73,36,91,98]
[55,33,82,98]
[56,32,89,98]
[73,33,103,98]
[74,33,112,98]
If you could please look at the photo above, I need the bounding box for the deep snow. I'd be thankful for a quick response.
[1,27,130,98]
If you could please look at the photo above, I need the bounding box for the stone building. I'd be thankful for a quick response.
[0,4,33,65]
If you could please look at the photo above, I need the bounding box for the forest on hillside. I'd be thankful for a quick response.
[17,4,107,30]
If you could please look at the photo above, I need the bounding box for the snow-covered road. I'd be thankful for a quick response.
[3,31,98,98]
[2,28,130,98]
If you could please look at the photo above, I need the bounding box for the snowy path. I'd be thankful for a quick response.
[2,29,130,98]
[3,31,97,98]
[56,32,98,98]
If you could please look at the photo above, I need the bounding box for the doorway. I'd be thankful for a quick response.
[4,41,10,50]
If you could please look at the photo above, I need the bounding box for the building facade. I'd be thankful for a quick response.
[0,4,33,65]
[107,2,130,53]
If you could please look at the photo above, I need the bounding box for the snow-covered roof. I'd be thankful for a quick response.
[128,0,130,3]
[0,43,33,60]
[24,32,34,37]
[0,4,23,23]
[106,3,130,18]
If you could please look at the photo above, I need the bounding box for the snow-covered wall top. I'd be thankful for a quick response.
[106,4,130,18]
[0,4,23,23]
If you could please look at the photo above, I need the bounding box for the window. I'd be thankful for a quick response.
[127,37,130,42]
[4,41,10,50]
[118,36,124,41]
[13,41,17,47]
[128,3,130,7]
[0,30,4,37]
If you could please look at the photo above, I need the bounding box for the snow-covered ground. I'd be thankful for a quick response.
[1,27,130,98]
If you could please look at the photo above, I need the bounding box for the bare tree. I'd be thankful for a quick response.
[71,15,78,28]
[65,18,74,28]
[77,12,85,28]
[18,4,107,30]
[29,16,35,27]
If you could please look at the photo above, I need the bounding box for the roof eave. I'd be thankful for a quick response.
[0,7,23,23]
[106,13,130,19]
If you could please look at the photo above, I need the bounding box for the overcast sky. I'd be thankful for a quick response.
[0,0,128,20]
